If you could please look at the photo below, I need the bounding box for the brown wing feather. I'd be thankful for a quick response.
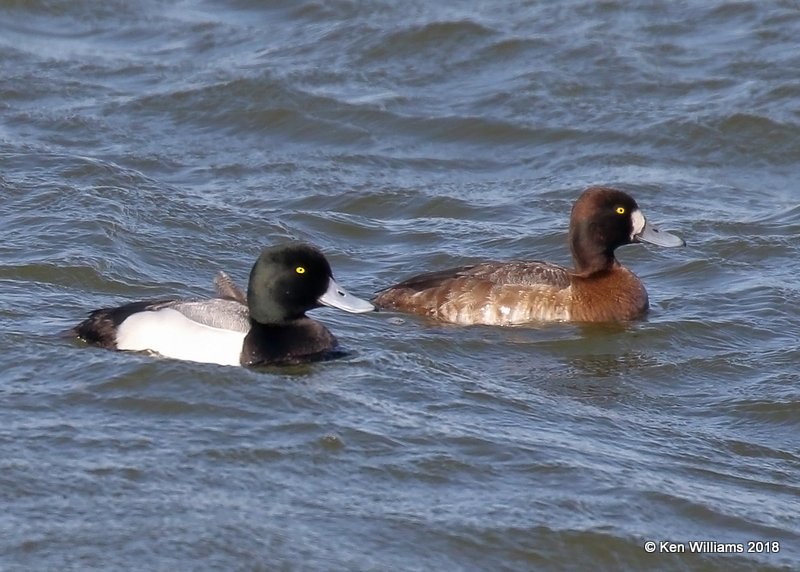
[461,261,572,289]
[374,261,573,325]
[214,271,248,304]
[376,264,480,292]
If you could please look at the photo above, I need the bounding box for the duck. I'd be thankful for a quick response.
[373,186,685,325]
[72,243,375,366]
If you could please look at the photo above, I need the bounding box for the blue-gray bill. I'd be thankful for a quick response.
[318,278,375,313]
[635,221,686,248]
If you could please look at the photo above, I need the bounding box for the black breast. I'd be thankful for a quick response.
[239,319,339,367]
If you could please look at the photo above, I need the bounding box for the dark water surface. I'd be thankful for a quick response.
[1,1,799,570]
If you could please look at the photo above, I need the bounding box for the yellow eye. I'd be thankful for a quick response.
[615,206,626,215]
[295,266,306,274]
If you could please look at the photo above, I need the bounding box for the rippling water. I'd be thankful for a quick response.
[1,1,799,570]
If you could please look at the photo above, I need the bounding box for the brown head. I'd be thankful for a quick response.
[568,187,685,276]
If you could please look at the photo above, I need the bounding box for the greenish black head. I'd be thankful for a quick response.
[247,243,374,324]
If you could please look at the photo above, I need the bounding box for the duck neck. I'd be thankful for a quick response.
[569,222,617,276]
[246,282,303,324]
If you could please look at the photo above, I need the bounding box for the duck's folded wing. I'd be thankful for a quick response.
[374,261,573,324]
[377,260,571,294]
[214,271,248,304]
[168,298,250,333]
[459,261,572,289]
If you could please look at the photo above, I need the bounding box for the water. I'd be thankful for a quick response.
[1,1,798,570]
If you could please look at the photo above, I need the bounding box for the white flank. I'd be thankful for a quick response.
[116,308,247,366]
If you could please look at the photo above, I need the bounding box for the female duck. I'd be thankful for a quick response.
[73,243,375,366]
[374,187,685,325]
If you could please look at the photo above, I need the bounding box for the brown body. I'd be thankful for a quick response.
[374,187,683,326]
[374,260,647,325]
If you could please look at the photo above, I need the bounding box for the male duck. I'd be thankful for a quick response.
[374,187,685,325]
[73,243,375,366]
